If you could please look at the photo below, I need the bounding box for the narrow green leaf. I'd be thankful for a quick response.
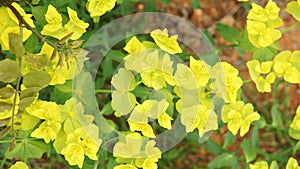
[223,132,235,148]
[293,141,300,154]
[23,71,51,89]
[0,126,11,139]
[241,138,256,163]
[106,50,126,62]
[0,59,19,83]
[271,103,282,127]
[160,0,170,5]
[31,0,41,5]
[216,23,240,44]
[205,139,222,155]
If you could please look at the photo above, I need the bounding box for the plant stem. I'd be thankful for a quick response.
[5,3,60,51]
[281,22,300,34]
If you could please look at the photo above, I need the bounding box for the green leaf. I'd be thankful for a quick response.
[23,71,51,89]
[241,138,256,163]
[160,0,170,5]
[223,132,235,149]
[31,6,48,26]
[31,0,41,5]
[190,0,201,9]
[101,57,114,78]
[293,141,300,154]
[6,130,49,160]
[25,35,38,53]
[251,126,259,147]
[237,30,256,52]
[0,126,11,139]
[216,23,240,44]
[0,87,15,99]
[9,33,25,59]
[204,139,222,155]
[208,153,235,168]
[106,50,126,62]
[50,81,72,104]
[100,102,114,115]
[270,161,279,169]
[271,103,282,127]
[253,47,276,62]
[0,59,19,83]
[286,1,300,22]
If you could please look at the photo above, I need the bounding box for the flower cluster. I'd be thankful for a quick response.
[273,50,300,84]
[22,98,101,168]
[42,5,89,40]
[249,157,300,169]
[247,60,276,93]
[113,133,161,169]
[0,3,34,50]
[246,0,283,48]
[222,101,260,137]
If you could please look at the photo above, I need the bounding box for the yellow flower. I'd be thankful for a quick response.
[247,3,268,22]
[0,26,32,50]
[189,57,210,87]
[128,120,156,138]
[7,3,35,28]
[180,104,218,137]
[273,50,300,84]
[150,29,182,54]
[141,68,168,90]
[286,0,300,22]
[61,143,85,168]
[222,101,260,136]
[247,60,276,93]
[31,120,61,143]
[247,20,281,48]
[114,165,138,169]
[112,90,136,116]
[41,5,69,39]
[111,68,136,93]
[158,112,173,129]
[249,161,269,169]
[26,100,61,121]
[113,133,144,159]
[9,161,29,169]
[124,36,146,54]
[289,105,300,140]
[86,0,117,17]
[286,157,300,169]
[65,7,89,40]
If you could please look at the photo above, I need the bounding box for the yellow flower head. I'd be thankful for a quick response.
[41,5,69,39]
[189,56,210,87]
[31,120,61,143]
[86,0,117,17]
[289,105,300,140]
[249,161,269,169]
[114,165,138,169]
[273,50,300,84]
[61,143,85,168]
[150,29,182,54]
[286,0,300,22]
[247,60,276,93]
[9,161,29,169]
[222,101,260,136]
[65,7,89,40]
[286,157,300,169]
[26,100,61,121]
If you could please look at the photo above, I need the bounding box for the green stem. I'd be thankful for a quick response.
[95,89,112,93]
[281,22,300,34]
[243,79,252,84]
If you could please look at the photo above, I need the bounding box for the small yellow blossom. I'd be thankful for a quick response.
[247,60,276,93]
[249,161,269,169]
[86,0,117,17]
[286,157,300,169]
[289,105,300,140]
[9,161,29,169]
[286,0,300,22]
[65,7,89,40]
[150,29,182,54]
[222,101,260,136]
[61,143,85,168]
